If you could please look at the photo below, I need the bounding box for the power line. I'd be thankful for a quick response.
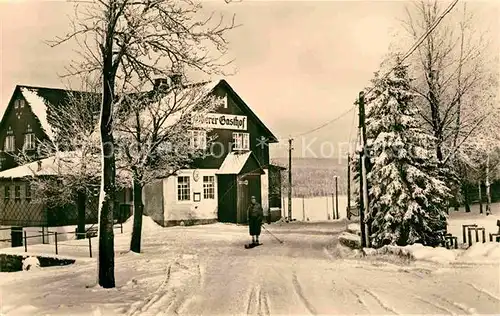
[363,0,460,97]
[293,106,355,137]
[290,0,459,139]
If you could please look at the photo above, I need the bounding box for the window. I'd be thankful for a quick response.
[203,176,215,199]
[14,99,25,109]
[26,184,32,202]
[4,136,15,152]
[177,176,190,201]
[232,132,250,151]
[0,157,5,170]
[223,95,228,108]
[14,185,21,201]
[24,133,36,150]
[190,130,207,150]
[4,185,10,202]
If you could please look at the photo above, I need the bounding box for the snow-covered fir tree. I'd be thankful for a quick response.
[365,60,450,248]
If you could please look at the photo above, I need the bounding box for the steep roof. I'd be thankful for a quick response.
[217,80,278,143]
[0,79,278,143]
[216,151,264,175]
[0,85,95,141]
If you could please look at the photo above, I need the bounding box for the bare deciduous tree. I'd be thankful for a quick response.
[16,80,103,238]
[50,0,236,287]
[115,80,223,253]
[401,1,497,165]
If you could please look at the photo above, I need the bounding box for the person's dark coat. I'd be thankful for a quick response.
[248,202,263,236]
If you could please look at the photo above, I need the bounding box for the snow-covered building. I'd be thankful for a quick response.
[0,86,132,230]
[142,79,284,226]
[0,79,284,229]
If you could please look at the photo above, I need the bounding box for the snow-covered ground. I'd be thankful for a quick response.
[283,195,349,221]
[447,202,500,243]
[1,214,499,315]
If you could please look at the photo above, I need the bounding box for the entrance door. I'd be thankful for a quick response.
[236,174,262,224]
[236,175,249,224]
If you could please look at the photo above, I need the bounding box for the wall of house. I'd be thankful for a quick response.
[261,168,269,215]
[191,84,271,170]
[143,179,164,226]
[0,90,48,171]
[163,169,219,226]
[0,179,46,226]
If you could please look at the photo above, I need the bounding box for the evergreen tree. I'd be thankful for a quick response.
[365,60,450,248]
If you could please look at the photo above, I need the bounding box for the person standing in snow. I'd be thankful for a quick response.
[248,196,263,245]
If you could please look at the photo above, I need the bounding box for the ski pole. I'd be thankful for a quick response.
[261,224,284,244]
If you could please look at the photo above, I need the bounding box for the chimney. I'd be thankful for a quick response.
[153,74,182,91]
[153,78,170,91]
[170,74,182,86]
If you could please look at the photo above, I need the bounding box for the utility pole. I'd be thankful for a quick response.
[347,154,351,220]
[331,192,335,220]
[358,91,367,248]
[335,176,339,220]
[478,181,483,214]
[486,154,491,215]
[288,138,293,220]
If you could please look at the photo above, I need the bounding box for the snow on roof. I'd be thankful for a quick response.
[20,87,55,140]
[0,152,131,181]
[0,154,79,178]
[131,80,222,131]
[216,152,252,175]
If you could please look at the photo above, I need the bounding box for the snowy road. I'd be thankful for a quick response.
[1,220,499,315]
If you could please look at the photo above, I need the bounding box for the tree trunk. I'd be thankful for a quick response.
[461,182,471,213]
[130,172,144,253]
[478,181,483,214]
[98,46,116,288]
[76,190,86,239]
[486,154,491,215]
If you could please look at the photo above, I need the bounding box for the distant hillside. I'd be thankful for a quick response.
[270,157,351,198]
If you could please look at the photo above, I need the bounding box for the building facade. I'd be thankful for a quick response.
[0,85,130,229]
[0,79,284,228]
[143,79,284,226]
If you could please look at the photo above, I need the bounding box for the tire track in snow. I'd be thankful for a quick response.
[347,288,369,312]
[256,287,271,316]
[246,287,256,315]
[292,273,317,315]
[256,287,262,316]
[262,290,271,316]
[363,289,399,315]
[346,277,399,315]
[466,282,500,302]
[127,264,172,316]
[435,294,474,315]
[412,294,457,315]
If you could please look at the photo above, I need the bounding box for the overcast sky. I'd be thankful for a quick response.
[1,0,498,159]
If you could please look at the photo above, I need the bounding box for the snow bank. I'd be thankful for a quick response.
[459,242,500,262]
[364,243,459,264]
[22,256,41,271]
[347,223,361,235]
[122,215,163,233]
[339,232,361,249]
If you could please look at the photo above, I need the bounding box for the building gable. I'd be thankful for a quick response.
[210,80,278,143]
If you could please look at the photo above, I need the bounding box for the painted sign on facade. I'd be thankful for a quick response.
[196,113,247,131]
